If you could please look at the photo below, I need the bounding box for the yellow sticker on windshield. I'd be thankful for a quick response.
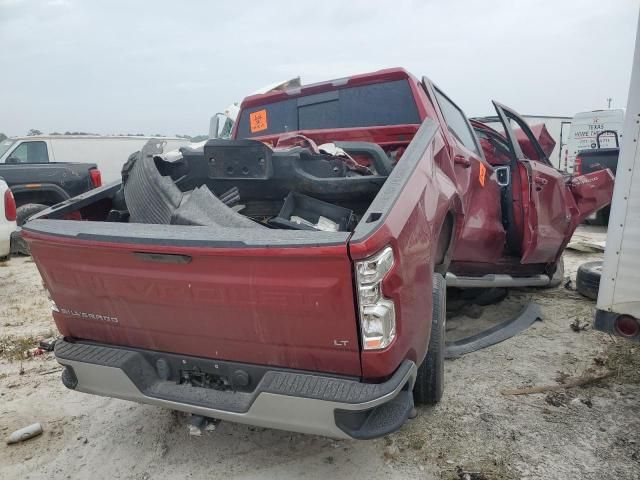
[250,109,268,133]
[479,163,486,187]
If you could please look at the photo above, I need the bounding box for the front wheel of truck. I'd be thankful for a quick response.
[413,272,446,405]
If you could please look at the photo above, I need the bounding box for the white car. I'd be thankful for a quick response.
[0,178,17,258]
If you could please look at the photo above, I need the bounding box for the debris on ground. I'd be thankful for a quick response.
[455,465,489,480]
[6,423,43,444]
[604,342,640,384]
[187,415,205,437]
[566,237,606,253]
[0,335,42,361]
[445,303,542,359]
[204,418,221,432]
[501,372,612,396]
[570,318,590,332]
[382,443,400,463]
[38,338,57,352]
[554,371,571,384]
[544,391,569,407]
[187,415,220,436]
[580,397,594,408]
[23,347,45,358]
[0,331,56,361]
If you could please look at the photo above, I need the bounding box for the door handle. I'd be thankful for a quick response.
[454,155,471,168]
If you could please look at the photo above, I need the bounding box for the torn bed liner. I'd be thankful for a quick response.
[115,138,389,232]
[123,152,262,229]
[173,186,259,228]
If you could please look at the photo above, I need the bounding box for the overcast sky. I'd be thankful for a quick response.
[1,0,637,136]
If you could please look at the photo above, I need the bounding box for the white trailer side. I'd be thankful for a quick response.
[595,11,640,339]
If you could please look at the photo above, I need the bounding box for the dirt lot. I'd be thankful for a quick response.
[0,226,638,480]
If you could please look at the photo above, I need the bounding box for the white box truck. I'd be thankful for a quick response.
[564,109,625,173]
[594,13,640,340]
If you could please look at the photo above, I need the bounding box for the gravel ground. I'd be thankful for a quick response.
[0,225,638,480]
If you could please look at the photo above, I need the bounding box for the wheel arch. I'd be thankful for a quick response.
[434,194,463,275]
[11,184,69,208]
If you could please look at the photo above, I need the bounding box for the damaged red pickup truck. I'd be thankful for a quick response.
[23,68,613,439]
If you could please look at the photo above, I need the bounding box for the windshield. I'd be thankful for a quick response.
[0,139,15,158]
[235,79,421,138]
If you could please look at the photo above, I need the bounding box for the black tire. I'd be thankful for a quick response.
[576,261,602,300]
[16,203,48,226]
[12,203,48,256]
[413,273,446,405]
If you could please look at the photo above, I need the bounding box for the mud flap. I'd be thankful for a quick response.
[445,303,542,358]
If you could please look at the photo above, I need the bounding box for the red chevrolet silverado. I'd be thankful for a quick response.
[23,68,613,439]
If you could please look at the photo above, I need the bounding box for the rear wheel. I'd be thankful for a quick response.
[413,273,446,405]
[11,203,48,255]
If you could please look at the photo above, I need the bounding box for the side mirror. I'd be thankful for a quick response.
[494,166,510,187]
[6,157,20,164]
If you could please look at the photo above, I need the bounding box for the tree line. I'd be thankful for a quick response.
[0,131,208,142]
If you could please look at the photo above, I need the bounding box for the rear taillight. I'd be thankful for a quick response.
[615,315,640,338]
[574,155,582,175]
[4,189,16,222]
[355,246,396,350]
[89,168,102,188]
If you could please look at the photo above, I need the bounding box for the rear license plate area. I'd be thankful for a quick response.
[179,367,232,391]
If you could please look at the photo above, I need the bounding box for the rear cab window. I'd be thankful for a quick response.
[235,79,421,138]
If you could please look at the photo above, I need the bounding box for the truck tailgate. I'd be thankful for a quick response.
[26,225,361,377]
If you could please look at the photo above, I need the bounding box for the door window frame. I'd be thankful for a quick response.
[492,102,554,168]
[427,83,481,156]
[8,141,49,164]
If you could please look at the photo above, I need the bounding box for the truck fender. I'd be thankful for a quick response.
[434,211,455,274]
[432,168,463,274]
[10,183,70,208]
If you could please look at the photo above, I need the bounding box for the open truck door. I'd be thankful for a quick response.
[493,101,614,265]
[492,101,573,264]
